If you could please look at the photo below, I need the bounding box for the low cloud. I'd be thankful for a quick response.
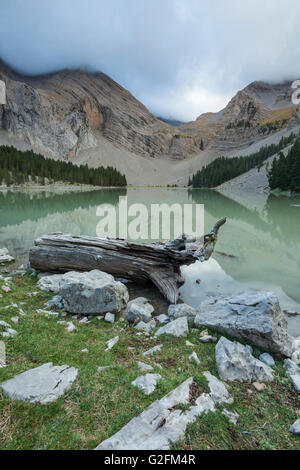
[0,0,299,121]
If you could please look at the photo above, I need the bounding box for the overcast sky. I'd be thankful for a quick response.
[0,0,299,121]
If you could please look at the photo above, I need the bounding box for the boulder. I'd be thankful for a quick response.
[0,248,14,263]
[195,291,293,357]
[289,419,300,435]
[131,374,161,395]
[155,317,188,338]
[59,271,129,315]
[215,337,274,383]
[168,303,196,325]
[125,297,154,323]
[0,362,78,404]
[95,371,232,450]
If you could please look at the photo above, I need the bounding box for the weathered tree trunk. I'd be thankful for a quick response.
[29,218,226,304]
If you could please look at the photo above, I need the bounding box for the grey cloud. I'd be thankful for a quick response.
[0,0,299,121]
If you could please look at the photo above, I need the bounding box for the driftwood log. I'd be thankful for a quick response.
[29,218,226,304]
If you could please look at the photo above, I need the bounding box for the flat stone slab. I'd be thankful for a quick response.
[95,371,232,450]
[0,362,78,404]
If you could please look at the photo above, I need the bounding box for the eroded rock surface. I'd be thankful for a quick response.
[195,291,293,356]
[95,371,232,450]
[216,337,274,383]
[0,362,78,404]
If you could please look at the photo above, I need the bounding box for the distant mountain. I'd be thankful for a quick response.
[0,59,299,185]
[156,116,186,127]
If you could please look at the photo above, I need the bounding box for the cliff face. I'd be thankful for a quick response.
[0,60,299,163]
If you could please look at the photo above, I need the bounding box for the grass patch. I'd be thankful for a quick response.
[0,271,299,450]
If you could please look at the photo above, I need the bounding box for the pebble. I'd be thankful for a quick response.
[253,382,267,392]
[104,312,115,324]
[189,351,200,365]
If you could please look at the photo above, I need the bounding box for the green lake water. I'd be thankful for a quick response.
[1,187,299,336]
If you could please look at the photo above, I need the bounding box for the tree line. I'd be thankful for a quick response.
[190,132,296,188]
[0,146,127,187]
[268,138,300,192]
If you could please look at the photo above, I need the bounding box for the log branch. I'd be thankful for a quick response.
[29,218,227,304]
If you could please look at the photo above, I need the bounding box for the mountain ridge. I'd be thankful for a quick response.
[0,59,299,185]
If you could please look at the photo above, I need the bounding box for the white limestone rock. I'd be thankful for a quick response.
[259,353,275,367]
[222,409,239,425]
[137,361,153,372]
[95,371,232,450]
[189,351,200,365]
[155,317,188,338]
[289,419,300,435]
[104,312,115,324]
[143,345,163,357]
[0,341,5,368]
[0,362,78,404]
[216,337,274,383]
[131,374,161,395]
[105,336,119,351]
[195,291,293,357]
[0,248,14,263]
[168,303,196,325]
[125,297,154,323]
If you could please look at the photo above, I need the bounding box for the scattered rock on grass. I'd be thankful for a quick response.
[105,336,119,351]
[168,303,196,325]
[216,337,274,383]
[125,297,154,324]
[155,317,188,338]
[222,409,239,424]
[137,361,153,372]
[156,314,169,325]
[259,353,275,367]
[289,419,300,435]
[253,382,267,392]
[131,374,161,395]
[45,295,64,310]
[135,319,156,334]
[0,362,78,404]
[95,371,232,450]
[104,312,115,324]
[143,345,163,357]
[189,351,200,365]
[195,291,293,357]
[66,322,77,333]
[0,341,5,367]
[199,335,217,344]
[0,248,14,263]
